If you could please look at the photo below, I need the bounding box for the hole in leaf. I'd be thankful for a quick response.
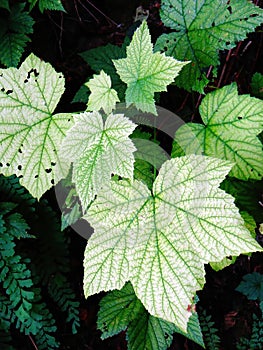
[18,148,22,154]
[164,46,168,51]
[35,175,38,178]
[251,169,254,172]
[0,163,2,167]
[17,165,22,170]
[51,162,56,166]
[227,6,232,14]
[6,90,13,95]
[45,168,52,173]
[18,175,23,178]
[6,163,10,167]
[250,14,258,18]
[212,21,215,27]
[169,4,173,8]
[1,88,5,92]
[164,333,169,339]
[24,79,28,83]
[51,179,55,185]
[238,116,242,120]
[226,41,230,45]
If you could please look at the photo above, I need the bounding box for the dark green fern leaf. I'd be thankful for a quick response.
[199,308,220,350]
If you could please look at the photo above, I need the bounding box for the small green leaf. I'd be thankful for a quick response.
[28,0,65,12]
[113,20,188,114]
[236,272,263,301]
[86,71,119,114]
[156,0,263,92]
[61,111,136,209]
[173,84,263,180]
[83,155,262,331]
[80,40,129,101]
[251,72,263,100]
[0,54,74,199]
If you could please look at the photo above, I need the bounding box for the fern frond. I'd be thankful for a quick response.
[199,308,220,350]
[48,274,80,334]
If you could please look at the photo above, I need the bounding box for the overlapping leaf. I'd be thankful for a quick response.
[86,71,119,114]
[61,111,136,209]
[113,20,188,114]
[0,3,34,67]
[155,0,263,92]
[173,84,263,180]
[97,283,204,350]
[80,40,128,100]
[0,54,74,199]
[83,155,262,331]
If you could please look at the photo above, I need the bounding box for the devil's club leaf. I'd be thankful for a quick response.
[155,0,263,92]
[86,71,119,114]
[83,155,262,331]
[173,84,263,180]
[61,111,136,209]
[98,282,204,349]
[113,20,188,114]
[0,54,74,199]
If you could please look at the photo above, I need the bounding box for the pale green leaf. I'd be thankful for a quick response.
[155,0,263,92]
[210,211,256,271]
[83,155,262,331]
[86,71,119,114]
[0,54,74,199]
[209,256,237,272]
[113,20,188,114]
[61,111,136,209]
[98,282,204,349]
[80,40,128,101]
[173,84,263,180]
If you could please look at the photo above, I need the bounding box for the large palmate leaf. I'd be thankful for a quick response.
[97,283,204,349]
[61,111,136,209]
[86,71,119,114]
[0,3,34,67]
[83,155,262,331]
[0,54,74,199]
[173,84,263,180]
[113,20,188,114]
[155,0,263,92]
